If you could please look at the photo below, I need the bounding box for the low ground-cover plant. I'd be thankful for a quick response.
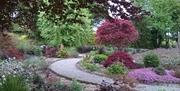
[128,68,180,84]
[80,51,100,72]
[143,52,160,67]
[93,54,107,63]
[99,76,138,91]
[153,66,166,76]
[70,80,84,91]
[0,60,31,78]
[161,57,180,70]
[103,51,139,69]
[23,57,47,70]
[107,64,127,74]
[82,62,99,72]
[174,69,180,78]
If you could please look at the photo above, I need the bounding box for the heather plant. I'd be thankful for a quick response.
[143,52,160,67]
[153,66,166,75]
[128,68,180,84]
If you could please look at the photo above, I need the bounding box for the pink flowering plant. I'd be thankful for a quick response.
[128,68,180,84]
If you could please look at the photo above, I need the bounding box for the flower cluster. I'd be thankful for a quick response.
[0,60,32,81]
[128,68,180,84]
[103,51,139,69]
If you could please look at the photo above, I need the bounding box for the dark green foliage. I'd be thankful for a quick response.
[93,54,107,63]
[133,17,157,49]
[37,9,94,47]
[134,0,180,48]
[0,75,28,91]
[77,45,96,53]
[153,66,166,75]
[31,46,43,56]
[143,52,160,67]
[107,64,127,74]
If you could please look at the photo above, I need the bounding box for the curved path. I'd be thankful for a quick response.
[49,58,180,91]
[49,58,114,85]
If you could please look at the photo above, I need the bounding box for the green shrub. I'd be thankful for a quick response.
[81,51,99,71]
[0,75,28,91]
[143,52,160,67]
[107,64,127,74]
[153,66,166,75]
[67,47,79,58]
[93,54,107,63]
[12,34,42,56]
[15,35,32,53]
[70,80,83,91]
[54,81,66,90]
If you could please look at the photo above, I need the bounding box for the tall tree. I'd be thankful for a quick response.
[134,0,180,48]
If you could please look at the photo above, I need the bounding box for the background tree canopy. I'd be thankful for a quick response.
[133,0,180,48]
[0,0,146,47]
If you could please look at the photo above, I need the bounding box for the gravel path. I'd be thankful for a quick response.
[49,58,114,85]
[49,57,180,91]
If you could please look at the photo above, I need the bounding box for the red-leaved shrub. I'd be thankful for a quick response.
[5,47,24,60]
[43,46,58,57]
[103,51,139,69]
[96,19,139,48]
[0,33,24,60]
